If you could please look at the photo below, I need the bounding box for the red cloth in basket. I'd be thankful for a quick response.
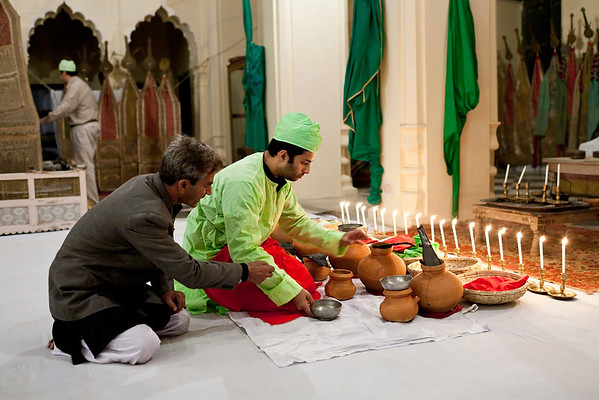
[463,275,529,291]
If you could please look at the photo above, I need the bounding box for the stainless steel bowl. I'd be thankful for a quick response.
[380,275,413,291]
[311,299,342,320]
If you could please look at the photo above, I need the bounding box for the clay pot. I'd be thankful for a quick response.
[410,261,464,313]
[293,241,325,258]
[302,253,330,282]
[357,243,406,294]
[324,269,356,300]
[328,243,370,276]
[380,288,420,322]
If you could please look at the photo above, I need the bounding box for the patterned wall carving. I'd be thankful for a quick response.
[0,0,42,172]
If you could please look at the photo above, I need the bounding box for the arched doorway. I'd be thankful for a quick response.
[129,7,193,135]
[27,3,101,160]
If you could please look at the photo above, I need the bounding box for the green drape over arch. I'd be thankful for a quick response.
[443,0,479,217]
[242,0,268,151]
[342,0,385,205]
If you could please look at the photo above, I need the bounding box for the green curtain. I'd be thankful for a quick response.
[443,0,479,217]
[242,0,268,151]
[342,0,384,205]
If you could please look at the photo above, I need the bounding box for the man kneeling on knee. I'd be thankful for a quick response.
[48,135,273,365]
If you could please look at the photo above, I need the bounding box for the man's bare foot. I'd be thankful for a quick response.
[47,339,54,350]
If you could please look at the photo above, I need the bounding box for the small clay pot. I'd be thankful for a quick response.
[410,260,463,313]
[325,269,356,300]
[302,253,330,282]
[379,288,420,322]
[357,242,406,294]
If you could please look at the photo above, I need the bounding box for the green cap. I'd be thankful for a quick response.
[274,112,321,153]
[58,59,76,72]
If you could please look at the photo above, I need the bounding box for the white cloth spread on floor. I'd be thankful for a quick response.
[228,281,489,367]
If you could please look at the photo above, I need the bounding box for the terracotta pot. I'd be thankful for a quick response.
[357,243,406,294]
[293,240,325,258]
[302,254,330,282]
[379,288,420,322]
[324,269,356,300]
[328,243,370,276]
[410,260,464,313]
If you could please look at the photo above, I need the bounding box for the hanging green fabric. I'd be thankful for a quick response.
[342,0,384,205]
[242,0,268,151]
[443,0,479,218]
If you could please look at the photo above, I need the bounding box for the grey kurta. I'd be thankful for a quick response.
[49,173,243,322]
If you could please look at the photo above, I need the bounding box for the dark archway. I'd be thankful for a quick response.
[130,10,192,134]
[27,4,101,85]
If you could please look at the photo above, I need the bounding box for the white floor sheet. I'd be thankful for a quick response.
[229,284,488,367]
[1,220,598,399]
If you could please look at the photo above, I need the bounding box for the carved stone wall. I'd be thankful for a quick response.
[0,0,41,173]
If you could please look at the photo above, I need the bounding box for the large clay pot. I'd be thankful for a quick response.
[325,269,356,300]
[380,288,420,322]
[302,253,330,282]
[328,243,370,276]
[357,243,406,294]
[410,261,464,313]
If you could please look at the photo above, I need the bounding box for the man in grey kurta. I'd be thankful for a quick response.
[40,59,100,204]
[48,136,273,365]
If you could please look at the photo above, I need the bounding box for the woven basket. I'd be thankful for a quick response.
[408,257,482,277]
[460,270,528,305]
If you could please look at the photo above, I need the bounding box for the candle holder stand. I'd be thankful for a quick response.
[499,259,506,271]
[514,183,520,200]
[547,272,576,299]
[547,186,569,205]
[518,262,525,276]
[486,255,492,270]
[455,247,461,257]
[471,250,477,259]
[497,182,508,201]
[535,184,549,204]
[528,268,553,294]
[442,245,448,259]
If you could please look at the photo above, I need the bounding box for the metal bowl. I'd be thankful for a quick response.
[338,223,363,232]
[311,299,342,320]
[380,275,413,291]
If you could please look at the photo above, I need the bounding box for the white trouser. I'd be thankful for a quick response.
[71,121,100,203]
[53,309,190,365]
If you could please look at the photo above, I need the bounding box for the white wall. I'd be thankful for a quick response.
[265,0,346,200]
[378,0,497,226]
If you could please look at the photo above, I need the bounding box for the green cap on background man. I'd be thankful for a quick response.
[58,59,76,72]
[274,112,322,153]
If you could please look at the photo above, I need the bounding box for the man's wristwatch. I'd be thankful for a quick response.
[240,263,249,282]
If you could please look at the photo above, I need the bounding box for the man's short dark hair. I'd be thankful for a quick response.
[267,138,307,163]
[159,135,223,185]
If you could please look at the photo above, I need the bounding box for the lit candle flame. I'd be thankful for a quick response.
[430,215,437,243]
[516,231,523,265]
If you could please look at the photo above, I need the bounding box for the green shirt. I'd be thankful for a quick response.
[182,152,345,306]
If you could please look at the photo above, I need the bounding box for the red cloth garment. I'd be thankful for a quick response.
[382,234,415,252]
[463,275,529,291]
[419,303,463,319]
[205,238,320,325]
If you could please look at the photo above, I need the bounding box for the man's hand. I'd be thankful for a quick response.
[290,288,314,317]
[162,290,186,313]
[246,261,274,284]
[339,228,369,247]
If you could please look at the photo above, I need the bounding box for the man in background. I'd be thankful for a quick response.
[40,59,100,206]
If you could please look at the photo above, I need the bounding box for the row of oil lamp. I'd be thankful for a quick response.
[339,201,575,299]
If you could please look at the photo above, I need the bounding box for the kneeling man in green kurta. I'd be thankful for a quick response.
[177,112,367,317]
